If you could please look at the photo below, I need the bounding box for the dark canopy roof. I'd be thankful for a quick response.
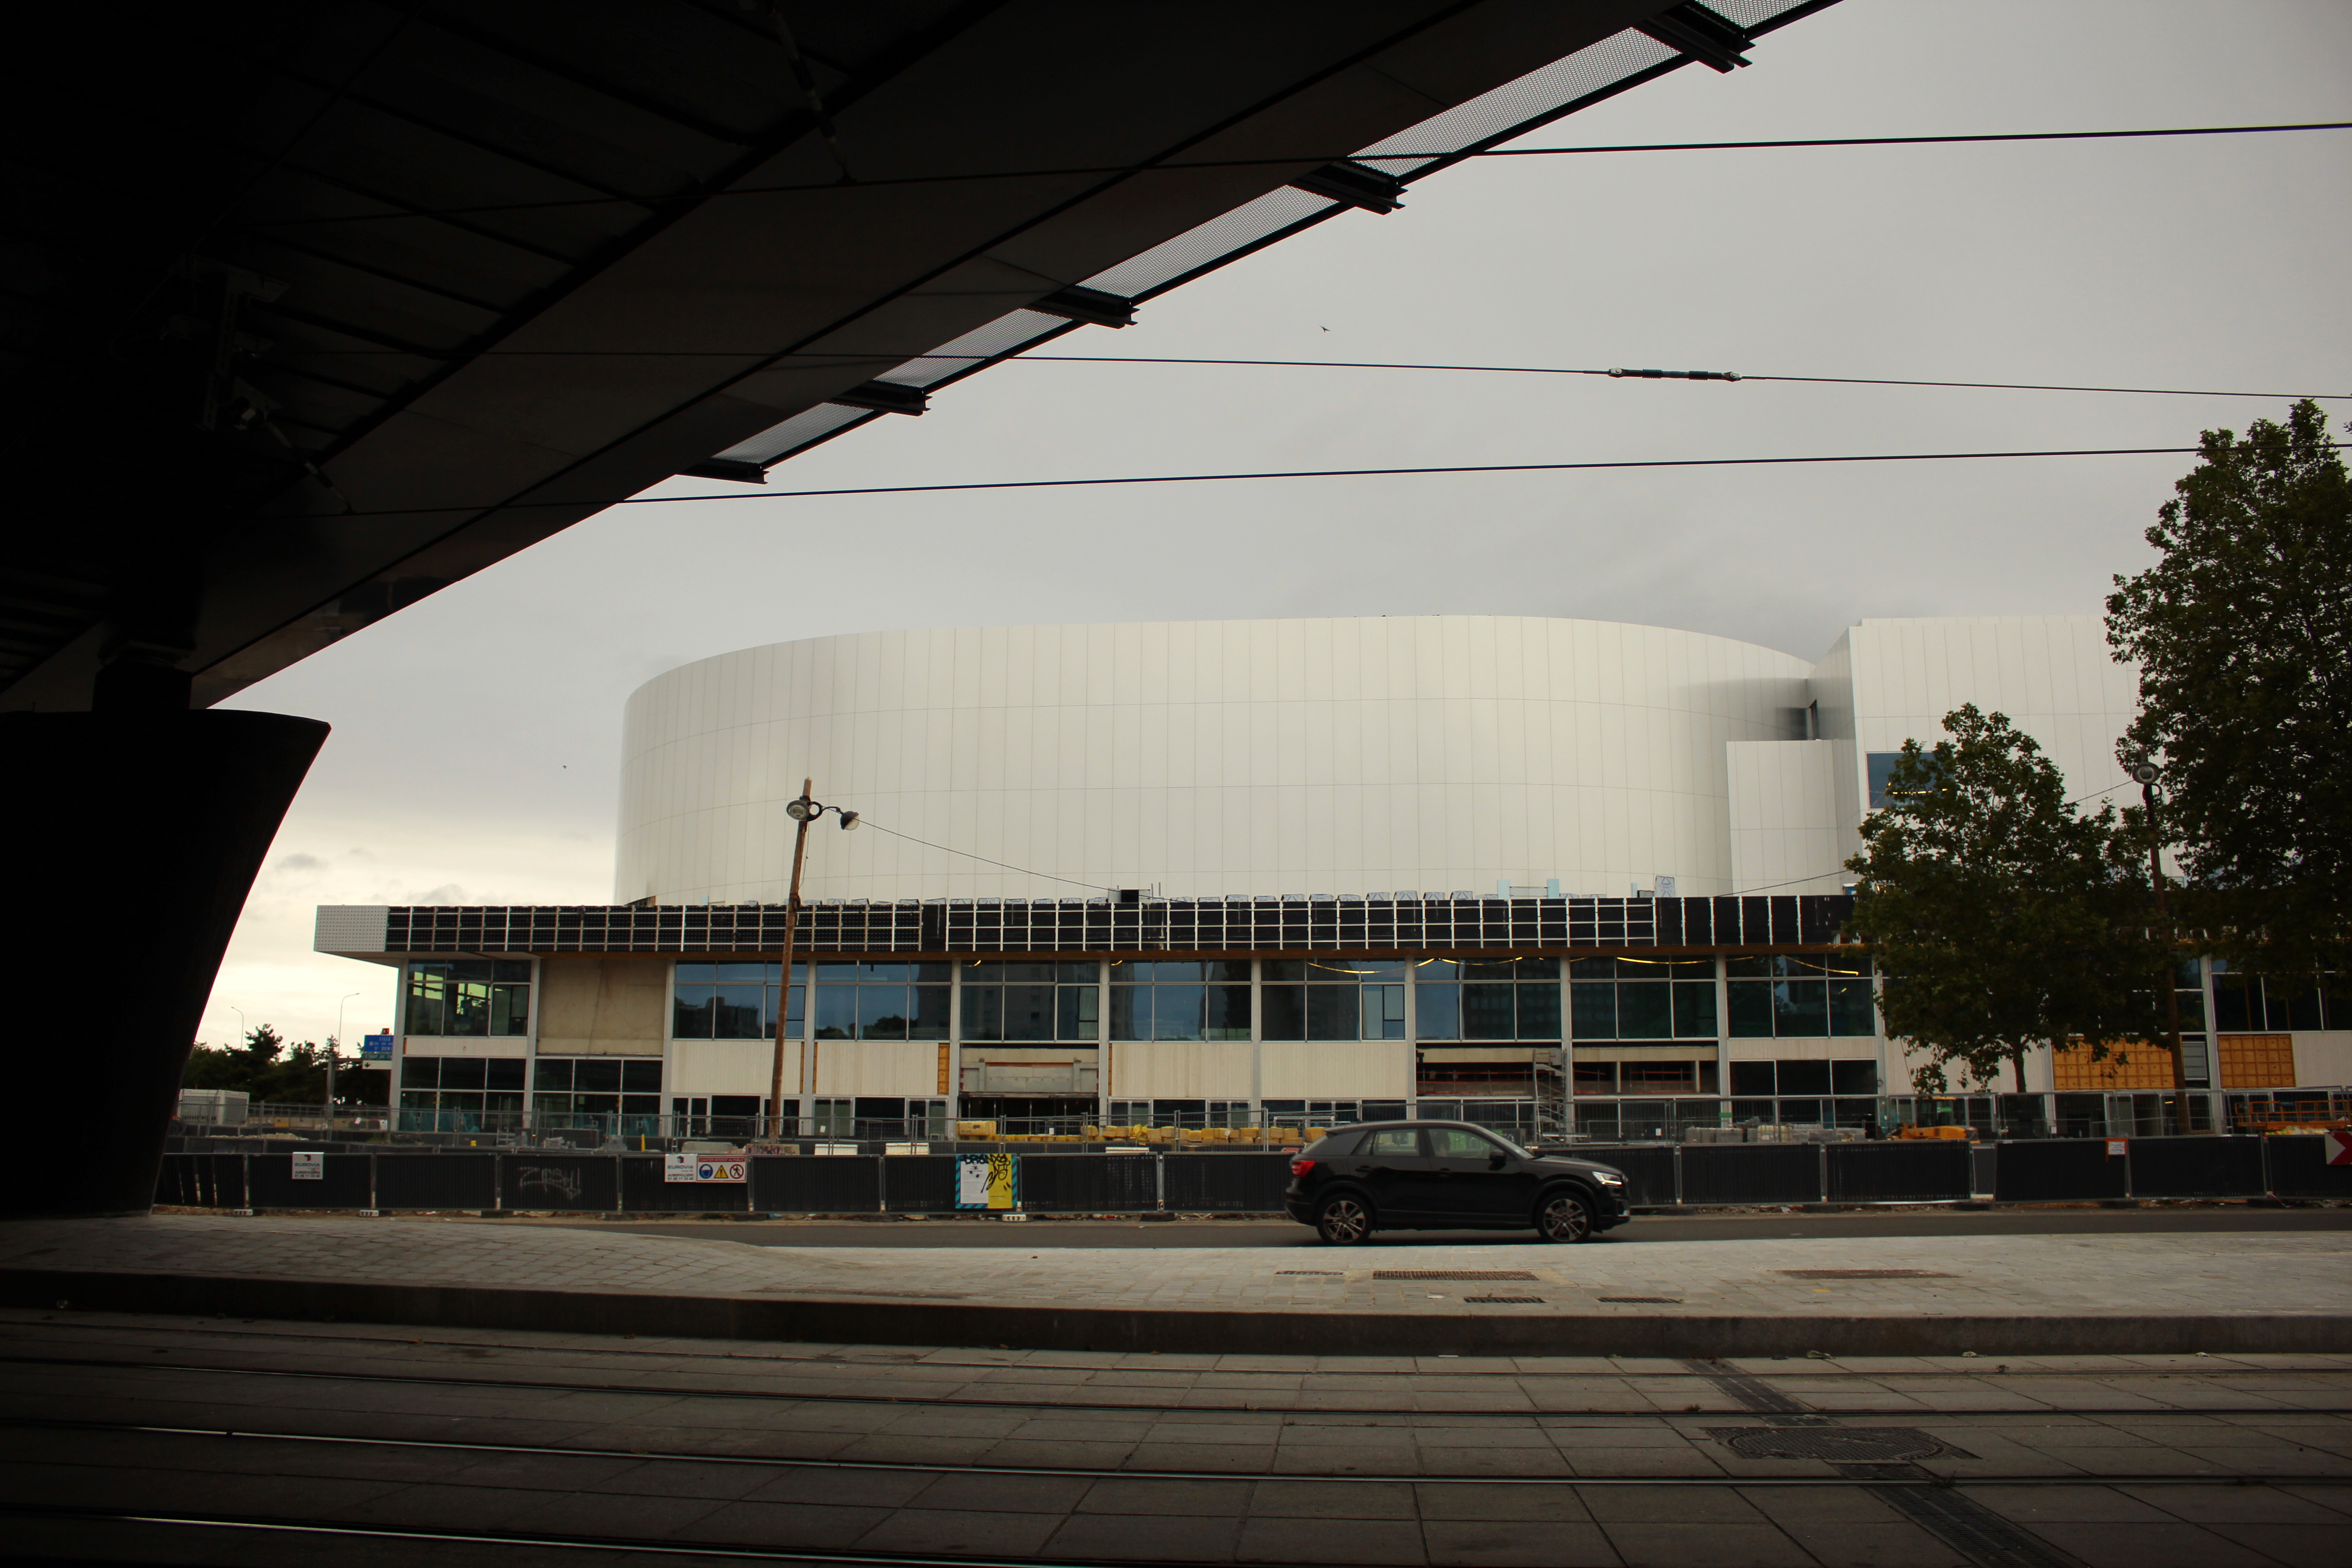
[2,0,1834,711]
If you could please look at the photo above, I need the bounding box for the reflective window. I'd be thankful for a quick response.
[1726,954,1872,1039]
[405,960,531,1038]
[1263,958,1403,1041]
[1414,957,1559,1041]
[672,961,805,1039]
[1109,960,1250,1041]
[394,1054,526,1132]
[811,961,951,1041]
[960,961,1098,1041]
[1566,957,1715,1040]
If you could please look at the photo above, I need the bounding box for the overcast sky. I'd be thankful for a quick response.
[211,0,2352,1050]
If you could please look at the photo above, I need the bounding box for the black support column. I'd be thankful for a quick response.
[1,710,328,1218]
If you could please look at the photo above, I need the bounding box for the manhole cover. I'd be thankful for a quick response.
[1465,1296,1544,1303]
[1777,1269,1952,1279]
[1706,1427,1964,1463]
[1373,1270,1539,1280]
[1597,1296,1682,1303]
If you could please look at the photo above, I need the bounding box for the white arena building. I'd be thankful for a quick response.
[319,612,2351,1145]
[614,614,2141,906]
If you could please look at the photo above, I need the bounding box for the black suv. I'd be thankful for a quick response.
[1282,1121,1630,1245]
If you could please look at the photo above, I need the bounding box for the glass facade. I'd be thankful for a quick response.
[813,961,951,1040]
[1261,958,1408,1041]
[2212,962,2338,1032]
[1569,956,1716,1039]
[405,959,531,1037]
[672,961,804,1039]
[532,1056,662,1132]
[960,961,1099,1041]
[1413,958,1561,1041]
[1727,953,1874,1038]
[1108,960,1251,1040]
[397,1055,525,1130]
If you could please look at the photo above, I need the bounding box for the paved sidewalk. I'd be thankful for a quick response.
[3,1215,2347,1356]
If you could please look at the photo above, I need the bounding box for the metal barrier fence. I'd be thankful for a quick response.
[155,1135,2346,1214]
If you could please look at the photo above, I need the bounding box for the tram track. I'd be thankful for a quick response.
[6,1351,2345,1421]
[5,1416,2347,1490]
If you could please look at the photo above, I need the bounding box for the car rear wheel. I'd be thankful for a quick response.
[1536,1191,1592,1243]
[1316,1195,1372,1245]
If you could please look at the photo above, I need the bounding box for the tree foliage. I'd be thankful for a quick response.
[181,1026,382,1105]
[2107,398,2352,979]
[1844,705,2167,1094]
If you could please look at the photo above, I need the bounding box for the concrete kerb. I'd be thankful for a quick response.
[8,1266,2350,1358]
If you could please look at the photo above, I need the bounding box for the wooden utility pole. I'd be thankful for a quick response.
[766,777,814,1141]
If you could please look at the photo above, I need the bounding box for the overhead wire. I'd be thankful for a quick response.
[853,822,1112,895]
[299,443,2343,519]
[240,120,2352,229]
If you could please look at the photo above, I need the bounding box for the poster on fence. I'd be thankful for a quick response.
[664,1153,748,1183]
[290,1151,323,1181]
[956,1153,1018,1210]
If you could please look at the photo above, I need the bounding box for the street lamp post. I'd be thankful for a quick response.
[2133,760,2188,1099]
[767,779,860,1141]
[333,991,363,1126]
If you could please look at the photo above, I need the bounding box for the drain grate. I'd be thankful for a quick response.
[1597,1295,1682,1303]
[1778,1269,1951,1279]
[1465,1295,1544,1303]
[1706,1426,1968,1463]
[1373,1269,1539,1281]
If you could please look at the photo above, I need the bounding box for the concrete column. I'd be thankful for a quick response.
[1,709,328,1218]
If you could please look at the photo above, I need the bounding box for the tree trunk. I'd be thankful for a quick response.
[2013,1049,2029,1095]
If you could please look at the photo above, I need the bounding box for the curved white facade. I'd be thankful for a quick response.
[616,616,1815,904]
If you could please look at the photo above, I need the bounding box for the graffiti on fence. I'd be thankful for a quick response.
[515,1165,584,1202]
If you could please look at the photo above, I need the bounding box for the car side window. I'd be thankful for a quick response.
[1428,1127,1500,1160]
[1362,1128,1422,1157]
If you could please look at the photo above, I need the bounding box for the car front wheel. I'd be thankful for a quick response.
[1535,1191,1592,1243]
[1316,1195,1372,1245]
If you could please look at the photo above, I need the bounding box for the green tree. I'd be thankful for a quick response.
[2106,398,2352,981]
[1844,705,2168,1094]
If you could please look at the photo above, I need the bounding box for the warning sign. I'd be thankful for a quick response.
[2326,1130,2352,1167]
[956,1153,1018,1210]
[291,1151,323,1180]
[664,1153,747,1183]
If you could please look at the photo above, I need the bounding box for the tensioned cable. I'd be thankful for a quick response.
[852,821,1111,896]
[245,120,2352,229]
[262,345,2352,403]
[314,444,2339,519]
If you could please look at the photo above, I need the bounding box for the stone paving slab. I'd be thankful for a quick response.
[3,1215,2347,1357]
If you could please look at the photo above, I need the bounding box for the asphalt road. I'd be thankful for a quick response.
[483,1205,2352,1249]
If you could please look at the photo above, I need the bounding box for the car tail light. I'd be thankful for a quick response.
[1290,1158,1318,1179]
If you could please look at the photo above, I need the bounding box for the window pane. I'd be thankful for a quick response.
[1109,986,1148,1041]
[1153,984,1205,1040]
[405,970,446,1036]
[1205,984,1251,1041]
[1729,1060,1774,1096]
[1260,960,1305,982]
[404,1057,441,1088]
[913,962,953,983]
[1725,956,1772,979]
[911,985,951,1039]
[672,985,716,1039]
[622,1060,662,1092]
[1778,1058,1831,1096]
[531,1093,570,1120]
[1570,982,1616,1040]
[486,1058,525,1091]
[1828,979,1875,1036]
[813,985,857,1039]
[1416,983,1459,1040]
[1831,1060,1878,1096]
[2174,988,2206,1031]
[859,985,911,1040]
[715,984,765,1038]
[855,963,912,983]
[1260,985,1305,1041]
[1055,984,1098,1040]
[1366,984,1406,1040]
[2212,974,2254,1032]
[1002,984,1055,1041]
[1142,961,1204,982]
[1774,980,1830,1037]
[714,961,769,982]
[1462,960,1521,981]
[491,984,530,1036]
[447,976,493,1037]
[1428,1127,1499,1159]
[1614,984,1670,1040]
[1364,1128,1421,1156]
[1054,962,1099,984]
[1461,984,1516,1040]
[1203,960,1253,984]
[1568,957,1617,980]
[576,1059,622,1093]
[1728,981,1775,1038]
[675,962,717,984]
[1306,985,1358,1041]
[1416,960,1462,982]
[1672,981,1718,1039]
[1516,982,1560,1041]
[960,986,1003,1042]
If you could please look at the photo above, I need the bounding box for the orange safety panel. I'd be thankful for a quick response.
[2217,1034,2297,1089]
[2051,1042,2176,1091]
